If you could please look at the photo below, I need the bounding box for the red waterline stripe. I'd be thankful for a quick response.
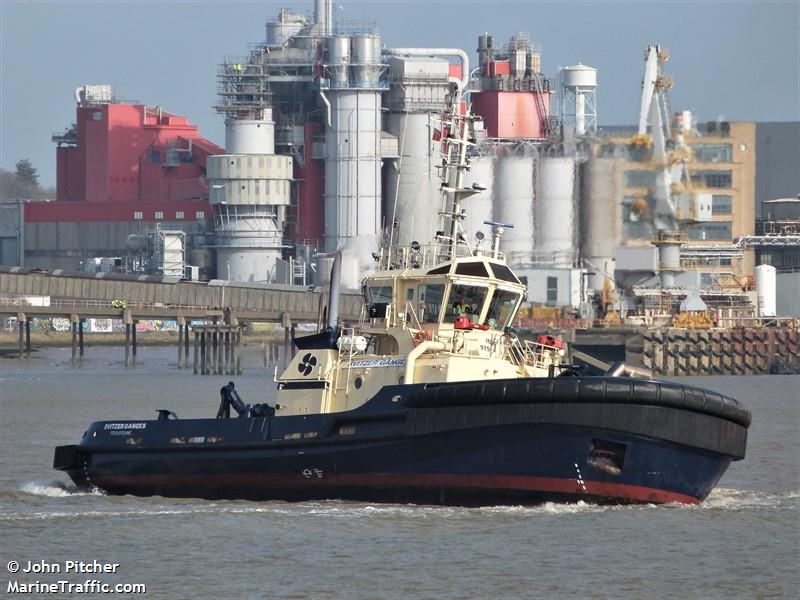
[91,472,701,505]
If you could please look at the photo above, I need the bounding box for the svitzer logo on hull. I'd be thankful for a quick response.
[298,353,317,376]
[104,423,147,430]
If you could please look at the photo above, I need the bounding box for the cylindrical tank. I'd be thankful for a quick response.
[462,152,495,245]
[385,111,441,246]
[493,151,535,266]
[225,112,275,154]
[324,88,382,288]
[206,154,292,205]
[350,35,382,88]
[327,36,351,88]
[562,63,597,88]
[656,241,682,288]
[755,264,777,317]
[535,156,576,267]
[580,157,623,291]
[215,215,283,283]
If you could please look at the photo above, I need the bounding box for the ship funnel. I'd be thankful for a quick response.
[294,251,342,351]
[327,250,341,331]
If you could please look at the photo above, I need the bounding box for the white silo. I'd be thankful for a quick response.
[384,56,450,247]
[755,264,777,317]
[493,149,535,267]
[207,108,293,282]
[580,157,623,291]
[535,156,577,267]
[560,64,598,136]
[323,34,386,288]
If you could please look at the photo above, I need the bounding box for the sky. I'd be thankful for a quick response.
[1,0,798,187]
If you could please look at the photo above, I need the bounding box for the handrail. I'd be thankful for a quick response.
[0,298,213,311]
[376,243,501,272]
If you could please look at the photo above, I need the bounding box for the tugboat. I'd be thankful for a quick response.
[54,88,750,505]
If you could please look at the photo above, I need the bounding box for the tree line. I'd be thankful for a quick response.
[0,159,55,201]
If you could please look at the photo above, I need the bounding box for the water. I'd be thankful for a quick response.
[1,348,798,598]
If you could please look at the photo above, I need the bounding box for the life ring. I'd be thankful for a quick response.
[412,330,433,347]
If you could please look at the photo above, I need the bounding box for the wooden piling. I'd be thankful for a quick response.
[224,331,231,374]
[217,330,223,375]
[78,319,84,361]
[184,324,190,368]
[200,332,207,375]
[17,315,24,359]
[126,322,131,366]
[236,329,242,375]
[72,319,78,363]
[193,330,199,375]
[177,323,184,369]
[131,321,138,365]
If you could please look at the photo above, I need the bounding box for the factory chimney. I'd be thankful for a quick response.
[316,0,332,36]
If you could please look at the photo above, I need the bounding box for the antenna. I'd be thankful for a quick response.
[483,220,514,258]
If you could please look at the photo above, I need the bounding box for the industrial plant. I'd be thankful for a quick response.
[2,0,798,329]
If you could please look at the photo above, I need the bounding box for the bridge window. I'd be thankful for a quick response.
[133,211,143,220]
[154,211,164,220]
[444,283,489,323]
[368,285,392,304]
[195,211,205,220]
[486,288,521,329]
[419,283,445,323]
[175,211,185,220]
[488,263,520,284]
[455,262,490,277]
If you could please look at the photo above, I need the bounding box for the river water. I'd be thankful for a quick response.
[1,347,797,598]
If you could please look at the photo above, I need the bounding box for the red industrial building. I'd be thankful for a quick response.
[43,95,222,221]
[471,33,550,139]
[22,88,224,272]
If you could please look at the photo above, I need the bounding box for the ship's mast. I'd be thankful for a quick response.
[437,86,481,262]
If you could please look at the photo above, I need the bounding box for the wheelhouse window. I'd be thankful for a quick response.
[486,288,521,329]
[419,283,446,323]
[367,284,393,319]
[367,285,393,304]
[444,283,489,323]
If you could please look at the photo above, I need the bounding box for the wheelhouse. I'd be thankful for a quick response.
[363,257,526,333]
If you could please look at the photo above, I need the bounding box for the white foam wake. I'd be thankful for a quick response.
[699,487,799,510]
[19,481,104,498]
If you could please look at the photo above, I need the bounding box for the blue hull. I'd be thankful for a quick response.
[54,377,749,505]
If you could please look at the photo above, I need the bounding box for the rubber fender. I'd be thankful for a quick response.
[407,377,751,428]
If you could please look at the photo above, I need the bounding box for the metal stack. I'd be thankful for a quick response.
[322,33,387,287]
